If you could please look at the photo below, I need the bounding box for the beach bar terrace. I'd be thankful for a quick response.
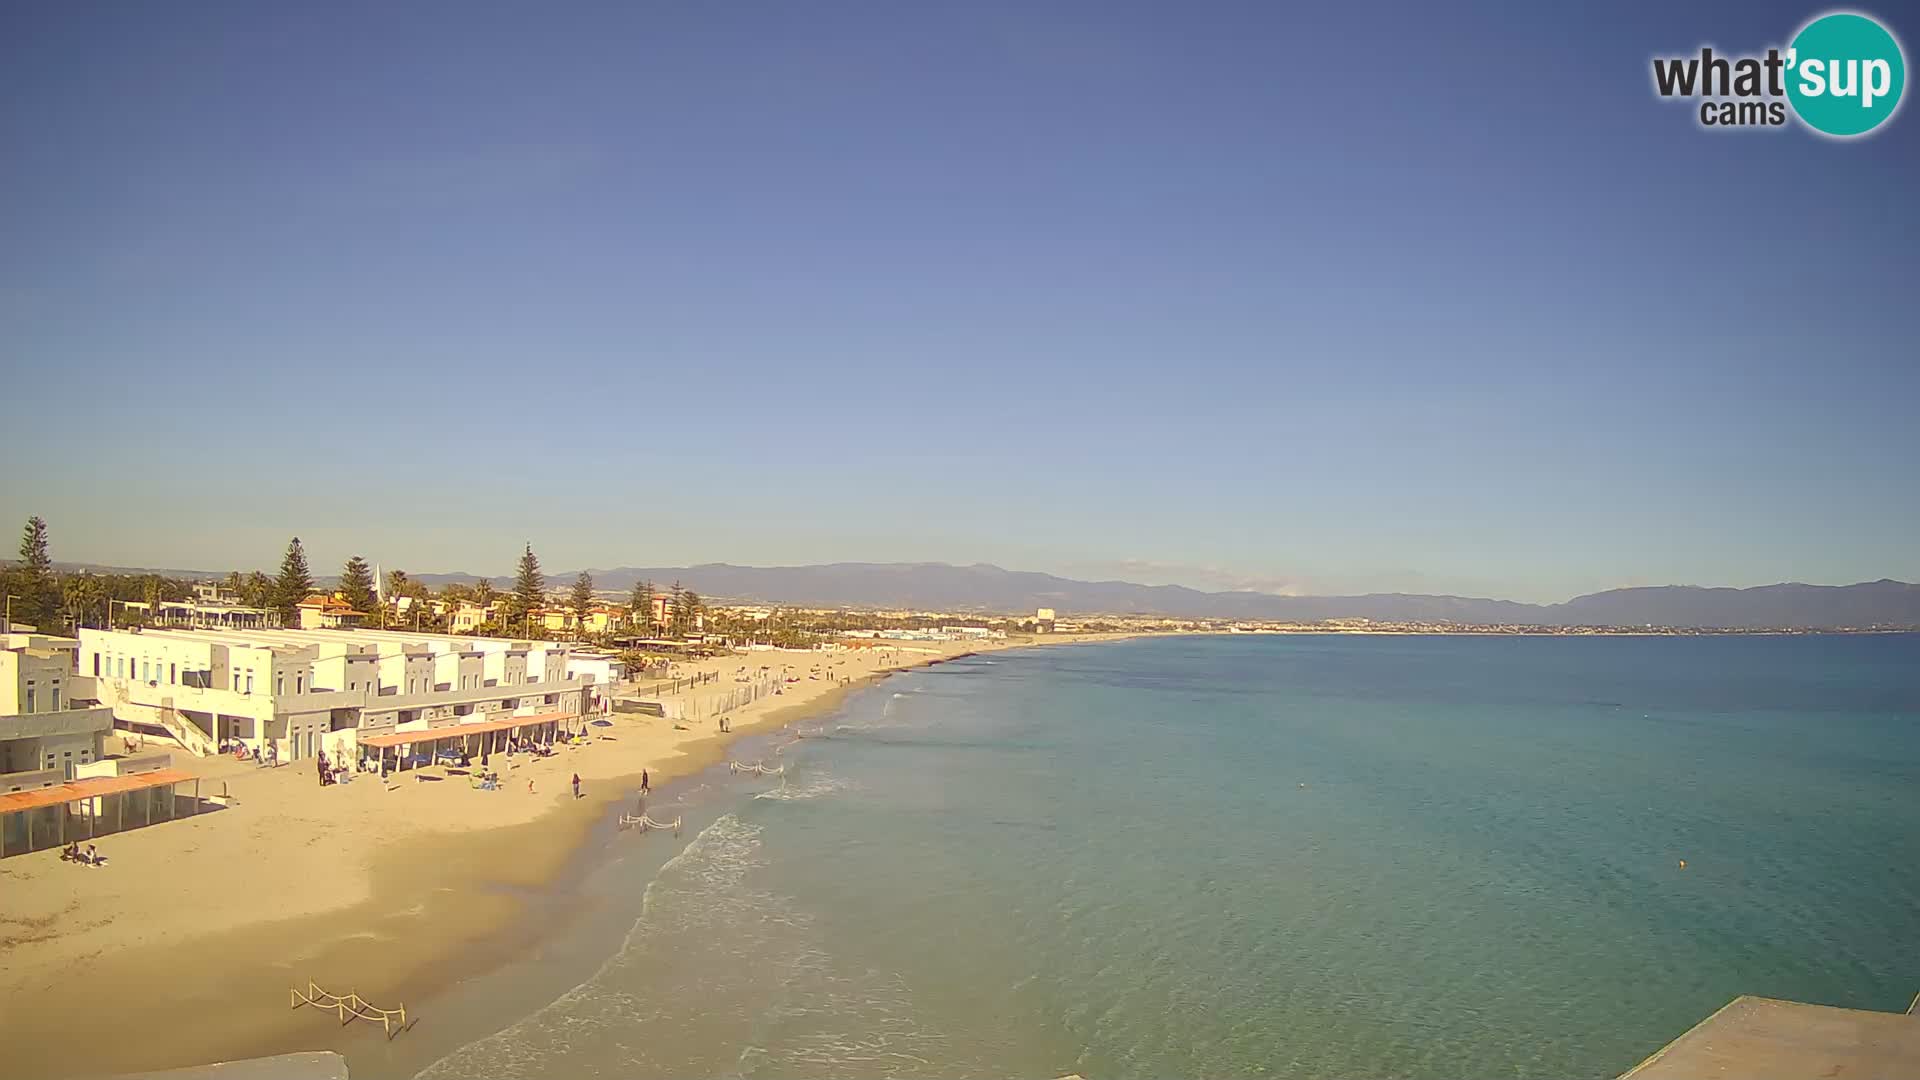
[358,709,577,771]
[0,767,200,858]
[1619,993,1920,1079]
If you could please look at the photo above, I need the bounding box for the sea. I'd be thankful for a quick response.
[400,634,1920,1080]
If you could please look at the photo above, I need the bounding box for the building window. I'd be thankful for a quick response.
[25,688,36,712]
[51,688,60,710]
[296,673,304,693]
[246,674,254,693]
[93,655,101,677]
[171,663,177,683]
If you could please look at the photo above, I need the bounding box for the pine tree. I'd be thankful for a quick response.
[509,543,544,628]
[570,570,595,624]
[668,581,686,635]
[274,537,314,625]
[680,589,702,634]
[340,555,377,616]
[15,516,56,628]
[630,579,655,631]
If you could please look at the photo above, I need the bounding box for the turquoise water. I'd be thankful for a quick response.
[419,634,1920,1079]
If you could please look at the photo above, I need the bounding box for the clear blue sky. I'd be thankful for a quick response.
[2,1,1915,603]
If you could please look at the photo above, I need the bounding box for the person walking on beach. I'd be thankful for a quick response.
[641,769,650,795]
[572,773,581,800]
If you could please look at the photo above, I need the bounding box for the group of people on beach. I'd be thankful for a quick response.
[316,753,349,787]
[219,738,276,767]
[59,843,105,867]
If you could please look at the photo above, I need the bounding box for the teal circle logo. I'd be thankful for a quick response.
[1786,12,1906,137]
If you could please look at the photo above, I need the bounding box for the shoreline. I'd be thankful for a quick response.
[0,633,1136,1080]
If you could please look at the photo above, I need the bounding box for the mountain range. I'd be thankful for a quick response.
[411,563,1918,629]
[34,560,1920,629]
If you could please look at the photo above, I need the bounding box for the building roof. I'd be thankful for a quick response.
[297,595,365,615]
[0,768,197,815]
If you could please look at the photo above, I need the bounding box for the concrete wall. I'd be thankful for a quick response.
[0,717,108,779]
[1,648,74,715]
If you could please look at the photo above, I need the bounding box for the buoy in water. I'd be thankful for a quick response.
[1678,860,1687,869]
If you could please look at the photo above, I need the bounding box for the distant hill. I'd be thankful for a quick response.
[425,562,1920,629]
[37,559,1920,629]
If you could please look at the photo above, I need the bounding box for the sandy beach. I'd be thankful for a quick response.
[0,633,1131,1079]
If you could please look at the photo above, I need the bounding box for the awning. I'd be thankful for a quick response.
[0,768,197,815]
[357,710,573,750]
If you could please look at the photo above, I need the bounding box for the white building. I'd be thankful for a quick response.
[78,625,592,763]
[1,633,114,793]
[564,650,629,689]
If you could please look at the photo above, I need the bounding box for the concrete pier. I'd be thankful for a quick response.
[1620,993,1920,1079]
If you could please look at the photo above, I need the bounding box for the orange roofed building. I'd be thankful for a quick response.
[296,595,366,630]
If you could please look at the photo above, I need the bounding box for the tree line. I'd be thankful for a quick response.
[0,516,707,641]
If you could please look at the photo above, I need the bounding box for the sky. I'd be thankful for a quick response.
[2,1,1916,604]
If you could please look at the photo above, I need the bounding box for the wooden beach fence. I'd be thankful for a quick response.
[618,812,683,835]
[290,980,411,1039]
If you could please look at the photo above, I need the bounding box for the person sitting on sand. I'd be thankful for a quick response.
[86,844,101,866]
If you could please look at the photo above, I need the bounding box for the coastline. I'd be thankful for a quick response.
[0,633,1136,1080]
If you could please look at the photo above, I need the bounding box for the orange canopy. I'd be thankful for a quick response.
[357,710,573,750]
[0,768,196,815]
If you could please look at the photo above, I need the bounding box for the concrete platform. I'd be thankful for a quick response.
[1621,994,1920,1080]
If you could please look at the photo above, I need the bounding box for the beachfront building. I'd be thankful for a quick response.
[582,606,628,634]
[77,625,592,763]
[296,594,367,630]
[534,606,630,635]
[1,633,114,793]
[564,649,628,687]
[1035,607,1057,632]
[153,597,280,630]
[450,602,499,633]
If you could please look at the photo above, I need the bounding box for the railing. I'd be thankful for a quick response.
[99,680,216,757]
[158,703,218,758]
[290,980,411,1039]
